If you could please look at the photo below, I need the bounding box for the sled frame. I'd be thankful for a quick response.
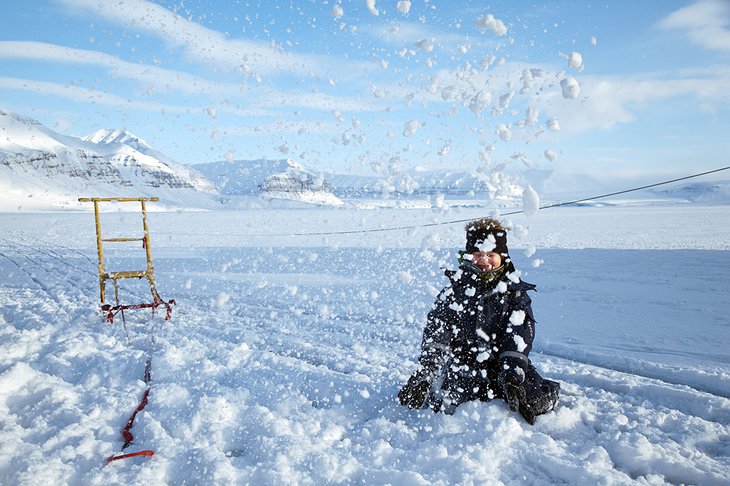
[78,197,174,323]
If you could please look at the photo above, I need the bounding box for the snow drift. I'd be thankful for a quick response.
[0,205,728,484]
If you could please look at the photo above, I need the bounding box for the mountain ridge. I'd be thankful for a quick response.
[0,109,216,210]
[2,109,727,211]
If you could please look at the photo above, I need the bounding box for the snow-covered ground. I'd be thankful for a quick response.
[1,205,728,485]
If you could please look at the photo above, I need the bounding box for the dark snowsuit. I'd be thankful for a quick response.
[418,261,558,417]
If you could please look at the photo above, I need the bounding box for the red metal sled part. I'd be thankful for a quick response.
[106,450,155,463]
[102,299,176,324]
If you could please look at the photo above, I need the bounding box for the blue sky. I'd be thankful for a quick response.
[1,0,729,186]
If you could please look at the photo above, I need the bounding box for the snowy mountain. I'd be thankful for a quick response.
[83,128,216,194]
[192,158,524,208]
[327,167,524,203]
[192,158,344,206]
[523,168,606,199]
[3,108,727,212]
[651,180,730,204]
[0,109,217,211]
[524,169,730,206]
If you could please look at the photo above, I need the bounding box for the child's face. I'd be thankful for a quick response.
[469,251,502,272]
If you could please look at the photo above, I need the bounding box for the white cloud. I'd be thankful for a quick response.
[0,75,190,113]
[359,21,469,51]
[0,75,375,120]
[55,0,330,77]
[0,41,238,96]
[0,41,386,115]
[545,66,730,133]
[658,0,730,52]
[216,119,340,137]
[257,89,384,113]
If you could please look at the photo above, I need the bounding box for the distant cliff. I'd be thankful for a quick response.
[0,109,217,210]
[192,158,343,206]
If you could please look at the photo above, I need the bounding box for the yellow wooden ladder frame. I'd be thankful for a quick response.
[78,197,174,322]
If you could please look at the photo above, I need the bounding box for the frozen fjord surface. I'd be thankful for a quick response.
[0,205,728,485]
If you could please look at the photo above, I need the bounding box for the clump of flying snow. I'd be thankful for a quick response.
[476,328,490,342]
[525,107,539,125]
[398,270,415,284]
[366,0,379,16]
[497,124,512,142]
[371,85,386,98]
[433,193,449,210]
[330,4,344,19]
[544,149,559,161]
[403,119,422,137]
[441,85,457,101]
[216,292,230,307]
[509,310,526,326]
[497,91,514,112]
[396,1,411,14]
[415,38,434,52]
[511,152,532,167]
[512,223,529,239]
[546,118,561,131]
[475,14,508,36]
[519,68,543,95]
[522,185,540,217]
[480,55,496,70]
[513,335,527,352]
[566,51,584,72]
[560,77,580,99]
[469,90,492,114]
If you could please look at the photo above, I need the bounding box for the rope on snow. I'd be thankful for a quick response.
[105,321,158,464]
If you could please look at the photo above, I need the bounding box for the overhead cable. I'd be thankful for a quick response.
[285,165,730,237]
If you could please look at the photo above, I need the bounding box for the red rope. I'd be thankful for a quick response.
[105,387,155,464]
[121,388,151,448]
[104,304,170,463]
[107,450,155,463]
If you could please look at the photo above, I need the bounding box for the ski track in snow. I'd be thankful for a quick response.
[0,207,729,485]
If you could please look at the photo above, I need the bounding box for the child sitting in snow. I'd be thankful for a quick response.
[398,218,560,424]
